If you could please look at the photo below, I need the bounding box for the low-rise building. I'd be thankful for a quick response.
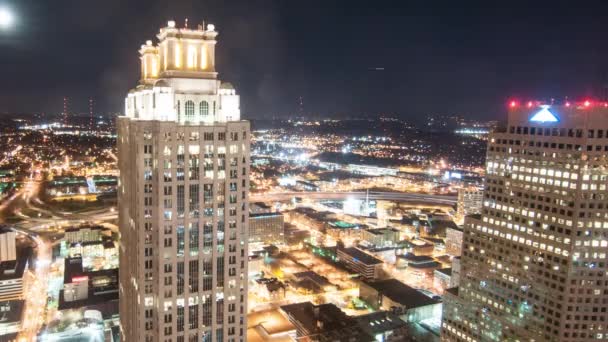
[337,247,384,280]
[354,311,409,342]
[291,271,336,293]
[254,278,286,301]
[0,300,24,339]
[359,279,441,323]
[361,228,400,248]
[249,212,284,244]
[326,221,365,242]
[280,302,374,341]
[396,253,442,282]
[0,258,27,302]
[433,268,452,292]
[64,226,108,244]
[247,308,296,342]
[61,257,119,307]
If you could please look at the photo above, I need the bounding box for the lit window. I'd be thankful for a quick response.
[200,45,207,69]
[175,43,181,68]
[187,45,197,69]
[185,101,195,122]
[200,101,209,117]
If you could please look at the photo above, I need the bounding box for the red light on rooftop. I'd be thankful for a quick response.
[527,101,533,108]
[584,100,591,107]
[509,100,517,108]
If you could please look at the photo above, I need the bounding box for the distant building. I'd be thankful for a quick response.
[248,254,264,277]
[64,226,108,244]
[0,228,16,262]
[361,228,400,248]
[290,271,336,293]
[280,302,374,341]
[0,251,29,301]
[250,202,272,214]
[68,240,116,260]
[354,311,409,342]
[247,308,296,342]
[45,176,88,197]
[326,220,365,242]
[249,212,284,244]
[359,279,441,323]
[254,278,286,301]
[444,225,463,256]
[396,253,441,281]
[450,256,461,287]
[61,257,119,307]
[433,268,452,292]
[0,300,24,339]
[337,247,384,280]
[294,180,319,192]
[455,187,483,224]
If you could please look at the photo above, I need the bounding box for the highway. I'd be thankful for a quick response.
[251,191,457,206]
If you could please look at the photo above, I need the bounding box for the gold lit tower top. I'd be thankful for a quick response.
[140,20,218,84]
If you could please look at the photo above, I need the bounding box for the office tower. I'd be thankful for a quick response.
[0,227,16,262]
[118,20,250,342]
[455,187,483,225]
[442,101,608,341]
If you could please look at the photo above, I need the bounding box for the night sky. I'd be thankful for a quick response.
[1,0,608,122]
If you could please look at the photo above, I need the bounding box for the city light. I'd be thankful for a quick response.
[0,5,605,342]
[0,6,14,29]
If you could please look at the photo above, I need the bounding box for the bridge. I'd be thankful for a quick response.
[250,191,456,206]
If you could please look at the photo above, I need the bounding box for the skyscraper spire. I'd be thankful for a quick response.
[62,96,69,126]
[89,97,94,132]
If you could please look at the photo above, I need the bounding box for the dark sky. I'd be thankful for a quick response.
[1,0,607,121]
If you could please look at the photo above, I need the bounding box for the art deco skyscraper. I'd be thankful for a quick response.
[118,20,250,342]
[442,101,608,341]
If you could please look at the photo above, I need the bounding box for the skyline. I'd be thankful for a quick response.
[1,0,608,121]
[1,6,608,340]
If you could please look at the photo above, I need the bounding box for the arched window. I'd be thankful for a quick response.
[185,100,195,122]
[200,101,209,117]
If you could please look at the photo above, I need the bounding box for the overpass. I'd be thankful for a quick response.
[250,191,456,206]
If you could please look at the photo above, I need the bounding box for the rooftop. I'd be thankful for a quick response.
[292,271,332,287]
[280,302,374,341]
[0,248,30,281]
[0,300,24,324]
[338,247,383,265]
[399,253,433,263]
[355,311,407,335]
[435,268,452,277]
[363,279,439,309]
[328,220,359,229]
[249,212,284,219]
[247,308,295,336]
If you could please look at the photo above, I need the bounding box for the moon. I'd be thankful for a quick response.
[0,6,14,29]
